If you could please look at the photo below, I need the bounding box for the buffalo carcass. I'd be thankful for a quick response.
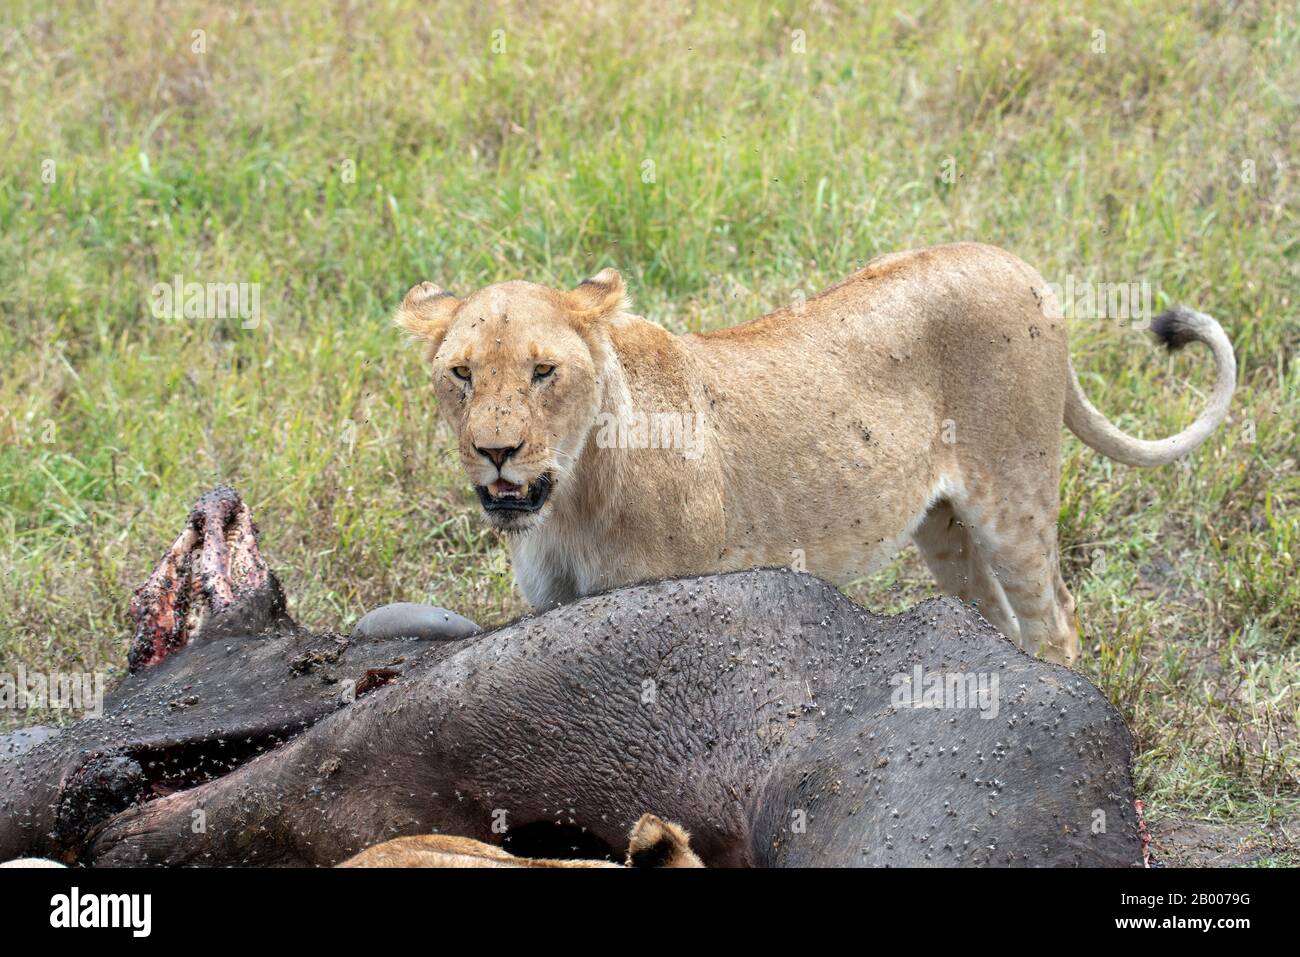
[0,488,1141,867]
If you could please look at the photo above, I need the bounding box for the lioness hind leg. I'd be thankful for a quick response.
[995,548,1079,665]
[912,500,1020,643]
[959,496,1081,666]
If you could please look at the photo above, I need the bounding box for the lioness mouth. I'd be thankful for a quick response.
[476,472,553,514]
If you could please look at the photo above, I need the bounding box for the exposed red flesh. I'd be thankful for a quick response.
[127,486,271,673]
[1135,798,1153,867]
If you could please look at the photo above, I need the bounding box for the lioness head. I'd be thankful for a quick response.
[397,269,627,533]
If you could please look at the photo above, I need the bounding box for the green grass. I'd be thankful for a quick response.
[1,0,1296,865]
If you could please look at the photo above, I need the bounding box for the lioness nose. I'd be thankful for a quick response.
[476,442,522,469]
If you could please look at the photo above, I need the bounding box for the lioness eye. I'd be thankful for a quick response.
[452,366,472,382]
[533,364,555,380]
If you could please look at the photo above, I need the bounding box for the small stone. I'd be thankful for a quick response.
[351,603,480,642]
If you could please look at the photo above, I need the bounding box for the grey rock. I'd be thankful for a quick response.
[351,603,480,642]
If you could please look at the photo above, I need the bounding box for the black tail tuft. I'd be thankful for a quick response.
[1151,307,1200,352]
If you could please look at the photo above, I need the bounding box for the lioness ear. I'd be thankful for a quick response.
[396,281,459,352]
[625,814,704,868]
[567,267,630,320]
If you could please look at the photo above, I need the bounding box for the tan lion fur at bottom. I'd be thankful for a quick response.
[0,857,66,867]
[339,813,703,869]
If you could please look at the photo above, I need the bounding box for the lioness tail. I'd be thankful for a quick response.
[1064,307,1236,467]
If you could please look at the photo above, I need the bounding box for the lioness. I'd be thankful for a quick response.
[338,813,703,868]
[398,243,1234,664]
